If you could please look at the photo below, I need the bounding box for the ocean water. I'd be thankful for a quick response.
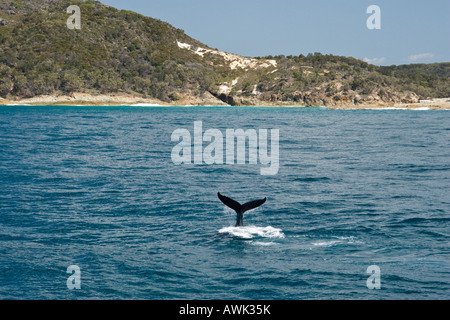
[0,105,449,300]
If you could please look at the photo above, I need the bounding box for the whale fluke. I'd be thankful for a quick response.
[218,192,267,227]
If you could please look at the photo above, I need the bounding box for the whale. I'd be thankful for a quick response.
[217,192,267,227]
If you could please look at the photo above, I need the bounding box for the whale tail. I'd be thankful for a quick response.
[218,192,267,227]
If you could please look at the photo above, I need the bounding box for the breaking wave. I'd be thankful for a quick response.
[218,226,285,239]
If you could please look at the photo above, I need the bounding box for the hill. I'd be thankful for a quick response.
[0,0,449,106]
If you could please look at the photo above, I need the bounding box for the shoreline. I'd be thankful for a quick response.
[1,94,449,110]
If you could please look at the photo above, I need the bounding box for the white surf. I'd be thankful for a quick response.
[219,226,285,240]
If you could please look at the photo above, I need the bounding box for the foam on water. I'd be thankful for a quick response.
[312,236,361,247]
[219,226,285,239]
[251,241,277,246]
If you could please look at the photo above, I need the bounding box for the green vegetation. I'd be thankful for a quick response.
[0,0,449,105]
[237,54,449,105]
[0,0,223,102]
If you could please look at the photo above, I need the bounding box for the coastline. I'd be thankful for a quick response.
[1,93,449,110]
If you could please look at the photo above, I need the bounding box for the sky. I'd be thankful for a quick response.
[102,0,450,66]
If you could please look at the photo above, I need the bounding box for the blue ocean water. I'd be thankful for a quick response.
[0,105,449,300]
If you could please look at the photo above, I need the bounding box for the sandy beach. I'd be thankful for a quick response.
[1,93,449,110]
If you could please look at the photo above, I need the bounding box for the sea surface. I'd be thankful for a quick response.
[0,105,449,300]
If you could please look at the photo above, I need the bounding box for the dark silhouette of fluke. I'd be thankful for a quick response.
[217,192,267,227]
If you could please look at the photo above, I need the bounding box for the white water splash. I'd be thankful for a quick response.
[251,241,277,246]
[219,226,285,239]
[312,236,361,247]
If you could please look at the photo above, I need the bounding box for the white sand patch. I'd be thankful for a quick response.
[131,103,161,107]
[217,84,231,95]
[177,40,277,71]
